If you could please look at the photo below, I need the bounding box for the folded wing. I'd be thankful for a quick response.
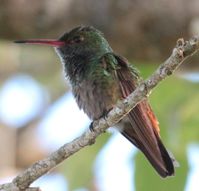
[114,54,175,177]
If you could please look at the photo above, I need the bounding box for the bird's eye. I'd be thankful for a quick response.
[72,36,84,43]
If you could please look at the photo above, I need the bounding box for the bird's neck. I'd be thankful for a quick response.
[62,50,107,84]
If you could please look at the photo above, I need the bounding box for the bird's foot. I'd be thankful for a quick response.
[102,108,112,119]
[89,121,95,132]
[89,109,112,133]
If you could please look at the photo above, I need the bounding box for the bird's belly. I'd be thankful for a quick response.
[73,79,121,120]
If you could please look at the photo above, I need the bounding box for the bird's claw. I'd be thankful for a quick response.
[102,108,112,119]
[89,122,94,132]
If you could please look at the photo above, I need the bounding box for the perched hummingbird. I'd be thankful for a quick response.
[15,26,175,177]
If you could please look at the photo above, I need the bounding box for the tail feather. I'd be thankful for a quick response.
[120,102,175,178]
[155,134,175,176]
[121,123,174,177]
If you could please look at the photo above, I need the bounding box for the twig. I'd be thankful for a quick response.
[0,36,199,191]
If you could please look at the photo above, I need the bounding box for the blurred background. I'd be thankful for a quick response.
[0,0,199,190]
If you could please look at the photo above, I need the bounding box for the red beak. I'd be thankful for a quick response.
[14,39,65,47]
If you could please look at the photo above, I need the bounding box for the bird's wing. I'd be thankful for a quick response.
[113,54,174,177]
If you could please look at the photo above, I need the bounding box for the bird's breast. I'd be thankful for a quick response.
[72,74,121,120]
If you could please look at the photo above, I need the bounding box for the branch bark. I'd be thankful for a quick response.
[1,36,199,191]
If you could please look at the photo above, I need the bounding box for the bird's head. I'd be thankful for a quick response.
[15,26,112,60]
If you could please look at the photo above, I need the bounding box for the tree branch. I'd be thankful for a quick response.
[1,36,199,191]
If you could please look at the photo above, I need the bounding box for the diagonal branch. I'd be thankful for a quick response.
[0,36,199,191]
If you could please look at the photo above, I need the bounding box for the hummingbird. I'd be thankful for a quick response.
[15,26,175,177]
